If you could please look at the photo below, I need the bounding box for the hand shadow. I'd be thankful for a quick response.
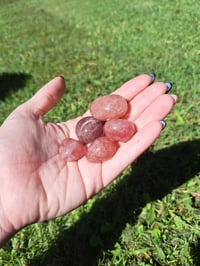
[29,139,200,265]
[190,237,200,265]
[0,72,31,100]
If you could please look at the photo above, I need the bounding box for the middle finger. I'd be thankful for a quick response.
[128,82,172,121]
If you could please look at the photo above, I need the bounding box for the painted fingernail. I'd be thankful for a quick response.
[160,120,167,129]
[149,73,156,81]
[165,82,172,92]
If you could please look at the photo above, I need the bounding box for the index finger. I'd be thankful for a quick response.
[82,73,155,118]
[113,73,155,101]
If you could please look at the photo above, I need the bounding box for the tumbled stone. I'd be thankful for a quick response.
[104,119,137,142]
[90,94,128,121]
[75,116,104,143]
[86,136,118,163]
[59,138,86,162]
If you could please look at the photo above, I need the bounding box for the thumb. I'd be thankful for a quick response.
[19,76,66,118]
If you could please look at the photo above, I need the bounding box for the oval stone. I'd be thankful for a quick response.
[104,119,137,142]
[90,94,128,121]
[59,138,86,162]
[86,137,118,163]
[75,116,104,143]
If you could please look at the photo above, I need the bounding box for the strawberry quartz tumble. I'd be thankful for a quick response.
[90,94,128,121]
[75,116,104,144]
[59,94,137,163]
[86,137,118,163]
[104,119,137,142]
[59,138,86,162]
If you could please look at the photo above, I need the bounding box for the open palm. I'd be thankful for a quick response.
[0,74,177,234]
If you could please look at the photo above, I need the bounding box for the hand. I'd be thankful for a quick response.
[0,74,178,245]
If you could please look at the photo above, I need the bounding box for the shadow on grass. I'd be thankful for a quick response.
[190,238,200,266]
[0,72,31,100]
[30,139,200,266]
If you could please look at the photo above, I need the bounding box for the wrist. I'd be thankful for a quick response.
[0,226,16,248]
[0,194,19,248]
[0,206,18,247]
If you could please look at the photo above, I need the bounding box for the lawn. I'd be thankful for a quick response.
[0,0,200,265]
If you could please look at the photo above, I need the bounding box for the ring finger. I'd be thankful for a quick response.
[128,82,172,121]
[135,94,178,130]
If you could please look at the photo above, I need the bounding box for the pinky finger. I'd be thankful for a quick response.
[102,120,164,187]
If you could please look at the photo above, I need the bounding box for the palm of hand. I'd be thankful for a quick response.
[0,109,87,231]
[0,75,176,232]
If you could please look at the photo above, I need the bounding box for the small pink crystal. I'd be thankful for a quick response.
[90,94,128,121]
[86,136,118,163]
[59,138,86,162]
[104,119,137,142]
[75,116,104,143]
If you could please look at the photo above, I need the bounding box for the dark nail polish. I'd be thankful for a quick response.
[165,82,172,92]
[149,73,156,82]
[160,120,167,129]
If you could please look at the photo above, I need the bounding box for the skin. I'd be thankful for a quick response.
[0,74,178,247]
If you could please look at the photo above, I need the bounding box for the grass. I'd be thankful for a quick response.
[0,0,200,265]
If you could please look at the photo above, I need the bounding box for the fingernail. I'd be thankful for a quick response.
[165,82,172,92]
[149,73,156,82]
[59,75,65,81]
[160,120,167,129]
[170,94,178,103]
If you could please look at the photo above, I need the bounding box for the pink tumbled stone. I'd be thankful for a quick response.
[90,94,128,121]
[75,116,104,143]
[104,119,137,142]
[86,136,118,163]
[59,138,86,162]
